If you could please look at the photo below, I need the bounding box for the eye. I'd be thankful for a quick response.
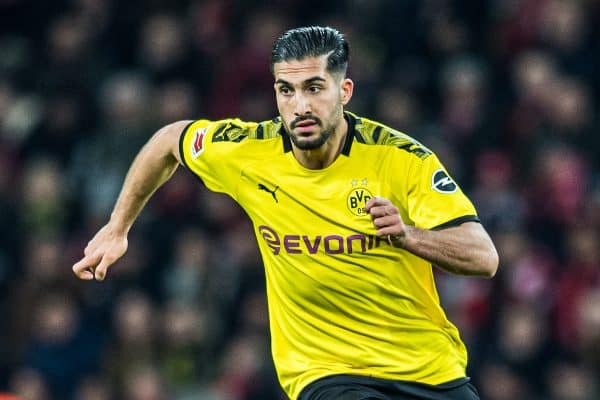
[308,85,322,93]
[279,86,293,96]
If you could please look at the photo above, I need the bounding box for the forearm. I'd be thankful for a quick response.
[108,122,187,234]
[389,222,499,277]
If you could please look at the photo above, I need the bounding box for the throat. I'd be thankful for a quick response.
[294,135,347,169]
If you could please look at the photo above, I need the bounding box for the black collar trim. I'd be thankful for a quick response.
[278,112,357,155]
[278,121,292,153]
[340,112,357,156]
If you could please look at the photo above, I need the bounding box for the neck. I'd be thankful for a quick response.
[292,116,348,169]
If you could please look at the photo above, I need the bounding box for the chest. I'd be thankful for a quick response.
[237,156,398,235]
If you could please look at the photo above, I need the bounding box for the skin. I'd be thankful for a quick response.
[365,197,498,277]
[273,56,353,169]
[73,54,498,281]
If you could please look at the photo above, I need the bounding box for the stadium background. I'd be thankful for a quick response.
[1,0,599,399]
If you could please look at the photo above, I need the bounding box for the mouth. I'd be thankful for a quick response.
[292,119,319,133]
[295,119,317,127]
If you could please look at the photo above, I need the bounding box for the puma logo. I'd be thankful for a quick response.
[258,183,279,203]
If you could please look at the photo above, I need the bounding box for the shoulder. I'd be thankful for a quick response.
[179,116,284,166]
[347,112,432,160]
[181,117,283,144]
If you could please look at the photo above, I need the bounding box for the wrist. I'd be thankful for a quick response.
[387,226,415,248]
[108,214,131,236]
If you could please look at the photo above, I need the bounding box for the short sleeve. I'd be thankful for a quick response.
[406,154,479,230]
[179,119,245,197]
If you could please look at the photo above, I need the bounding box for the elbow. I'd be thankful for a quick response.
[480,246,499,278]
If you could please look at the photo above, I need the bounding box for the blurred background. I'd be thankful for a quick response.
[1,0,599,399]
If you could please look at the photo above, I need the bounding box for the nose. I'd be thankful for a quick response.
[293,92,312,116]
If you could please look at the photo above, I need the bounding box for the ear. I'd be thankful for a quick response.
[341,78,354,105]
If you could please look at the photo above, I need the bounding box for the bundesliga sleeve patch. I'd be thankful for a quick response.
[431,169,457,193]
[191,127,207,158]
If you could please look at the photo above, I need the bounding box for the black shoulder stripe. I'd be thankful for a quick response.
[354,130,366,143]
[372,126,382,143]
[256,123,264,139]
[396,143,413,151]
[432,215,480,230]
[395,142,432,158]
[211,122,228,142]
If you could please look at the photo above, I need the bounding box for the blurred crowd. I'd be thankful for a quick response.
[1,0,599,399]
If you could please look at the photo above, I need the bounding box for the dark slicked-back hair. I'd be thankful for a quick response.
[271,26,349,76]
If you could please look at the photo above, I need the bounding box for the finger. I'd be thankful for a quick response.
[375,225,402,237]
[372,215,399,229]
[94,254,114,281]
[75,268,94,280]
[368,205,399,219]
[72,255,100,280]
[72,253,100,273]
[365,196,391,212]
[368,205,386,218]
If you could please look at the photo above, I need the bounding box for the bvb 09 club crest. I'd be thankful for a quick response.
[347,180,373,216]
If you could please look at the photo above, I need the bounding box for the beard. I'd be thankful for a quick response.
[289,122,334,150]
[284,107,342,151]
[291,132,332,150]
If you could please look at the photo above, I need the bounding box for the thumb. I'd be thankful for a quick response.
[94,255,113,281]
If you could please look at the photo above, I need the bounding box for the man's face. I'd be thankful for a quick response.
[273,55,352,150]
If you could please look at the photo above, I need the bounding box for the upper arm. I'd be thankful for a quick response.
[437,221,490,240]
[439,221,500,276]
[154,120,194,165]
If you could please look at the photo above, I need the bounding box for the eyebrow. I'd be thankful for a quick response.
[275,76,327,86]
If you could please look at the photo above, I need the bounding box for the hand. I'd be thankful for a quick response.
[365,196,408,248]
[72,224,128,281]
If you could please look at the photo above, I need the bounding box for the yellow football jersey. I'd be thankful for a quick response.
[179,112,479,400]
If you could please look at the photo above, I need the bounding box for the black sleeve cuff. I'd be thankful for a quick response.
[432,215,480,230]
[178,120,196,171]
